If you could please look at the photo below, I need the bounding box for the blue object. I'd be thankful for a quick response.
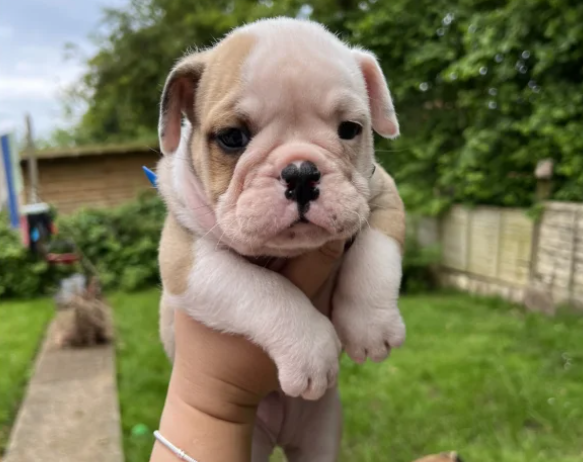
[142,166,158,188]
[1,134,20,229]
[31,227,40,242]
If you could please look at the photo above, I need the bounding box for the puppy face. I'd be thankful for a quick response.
[158,18,399,257]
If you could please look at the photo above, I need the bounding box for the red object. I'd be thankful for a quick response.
[20,216,30,246]
[46,253,79,264]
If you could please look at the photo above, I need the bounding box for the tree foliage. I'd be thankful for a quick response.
[348,0,583,213]
[61,0,583,212]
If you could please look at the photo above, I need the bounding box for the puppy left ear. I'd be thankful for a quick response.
[352,48,400,139]
[159,51,208,155]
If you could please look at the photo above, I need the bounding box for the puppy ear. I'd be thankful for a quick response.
[352,48,399,139]
[159,52,208,154]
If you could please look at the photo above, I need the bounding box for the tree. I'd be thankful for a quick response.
[61,0,583,212]
[61,0,310,144]
[348,0,583,212]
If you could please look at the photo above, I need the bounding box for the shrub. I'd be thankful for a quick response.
[0,222,53,299]
[57,191,165,292]
[0,192,165,299]
[401,217,442,294]
[2,190,439,298]
[402,240,442,294]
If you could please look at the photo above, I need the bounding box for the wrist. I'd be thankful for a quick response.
[151,368,257,462]
[172,310,278,407]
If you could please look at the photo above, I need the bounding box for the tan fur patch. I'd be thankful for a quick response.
[159,213,194,295]
[368,164,406,253]
[192,33,257,203]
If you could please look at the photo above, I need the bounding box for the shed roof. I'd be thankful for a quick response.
[19,139,160,161]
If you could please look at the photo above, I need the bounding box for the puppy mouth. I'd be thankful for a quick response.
[264,219,330,252]
[234,191,363,254]
[272,211,352,244]
[292,215,310,225]
[287,218,317,233]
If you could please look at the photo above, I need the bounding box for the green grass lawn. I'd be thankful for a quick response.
[110,291,171,461]
[0,298,53,453]
[112,290,583,462]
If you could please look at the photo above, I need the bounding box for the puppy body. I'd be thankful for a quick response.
[157,18,406,460]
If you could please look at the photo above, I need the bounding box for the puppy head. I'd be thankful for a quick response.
[158,18,399,257]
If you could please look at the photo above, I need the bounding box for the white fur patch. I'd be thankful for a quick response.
[164,239,341,400]
[332,228,405,363]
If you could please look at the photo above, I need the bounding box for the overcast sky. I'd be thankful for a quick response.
[0,0,127,140]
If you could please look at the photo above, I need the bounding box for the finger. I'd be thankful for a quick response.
[281,240,345,298]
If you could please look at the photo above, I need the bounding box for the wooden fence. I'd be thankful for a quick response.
[428,202,583,308]
[533,202,583,306]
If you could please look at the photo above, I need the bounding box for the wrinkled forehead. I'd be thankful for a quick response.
[201,22,369,128]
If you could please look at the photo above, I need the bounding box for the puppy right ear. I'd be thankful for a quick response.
[159,52,208,155]
[352,48,399,139]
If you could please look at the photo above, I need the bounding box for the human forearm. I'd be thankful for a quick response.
[150,379,255,462]
[150,311,275,462]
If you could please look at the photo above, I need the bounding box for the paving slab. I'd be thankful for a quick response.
[4,317,124,462]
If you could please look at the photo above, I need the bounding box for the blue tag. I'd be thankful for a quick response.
[142,166,158,188]
[31,227,40,242]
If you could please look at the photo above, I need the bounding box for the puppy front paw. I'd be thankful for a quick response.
[332,293,406,364]
[332,228,405,363]
[274,316,341,401]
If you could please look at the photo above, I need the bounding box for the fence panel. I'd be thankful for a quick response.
[438,202,582,308]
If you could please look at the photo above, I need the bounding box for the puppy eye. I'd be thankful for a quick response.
[338,121,363,140]
[215,127,250,152]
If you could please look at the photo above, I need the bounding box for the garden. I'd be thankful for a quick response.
[1,191,581,460]
[1,0,583,460]
[2,284,582,461]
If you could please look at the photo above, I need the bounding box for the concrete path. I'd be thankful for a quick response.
[3,317,124,462]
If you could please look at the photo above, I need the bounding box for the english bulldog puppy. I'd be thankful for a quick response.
[157,17,406,461]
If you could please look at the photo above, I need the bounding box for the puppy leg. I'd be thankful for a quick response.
[159,294,176,362]
[251,423,276,462]
[158,214,195,362]
[165,238,341,401]
[332,166,406,363]
[283,389,342,462]
[332,228,405,362]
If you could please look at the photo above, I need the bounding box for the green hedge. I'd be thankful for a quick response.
[0,223,62,299]
[58,192,165,291]
[1,192,436,298]
[0,192,165,299]
[401,217,442,294]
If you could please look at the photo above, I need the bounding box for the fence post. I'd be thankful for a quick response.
[25,114,39,204]
[535,159,553,202]
[567,208,579,305]
[529,159,554,283]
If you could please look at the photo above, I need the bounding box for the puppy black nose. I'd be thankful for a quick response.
[281,161,321,216]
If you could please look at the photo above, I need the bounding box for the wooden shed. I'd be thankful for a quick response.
[19,142,160,214]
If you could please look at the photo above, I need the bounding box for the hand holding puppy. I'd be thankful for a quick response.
[151,241,344,462]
